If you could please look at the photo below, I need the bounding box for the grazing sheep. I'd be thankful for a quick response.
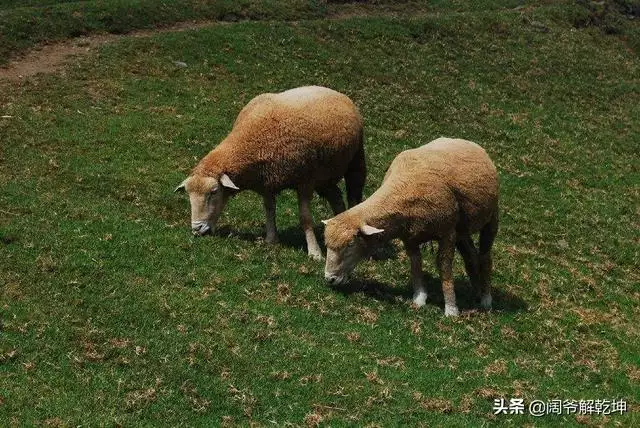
[175,86,366,260]
[323,137,499,316]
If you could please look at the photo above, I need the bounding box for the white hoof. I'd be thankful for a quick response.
[412,291,428,307]
[480,294,492,310]
[265,236,279,245]
[309,251,324,261]
[444,305,459,317]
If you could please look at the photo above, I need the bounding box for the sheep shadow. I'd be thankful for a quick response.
[330,278,413,303]
[332,273,528,314]
[214,224,398,261]
[203,223,524,313]
[212,224,316,251]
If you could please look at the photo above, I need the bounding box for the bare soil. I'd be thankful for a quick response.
[0,21,217,81]
[0,7,420,81]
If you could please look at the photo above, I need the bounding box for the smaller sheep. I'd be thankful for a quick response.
[175,86,366,260]
[323,137,499,316]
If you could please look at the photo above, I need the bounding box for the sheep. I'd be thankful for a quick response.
[175,86,366,260]
[322,137,499,316]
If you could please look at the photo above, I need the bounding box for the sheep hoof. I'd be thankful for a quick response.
[412,291,428,307]
[480,294,492,310]
[444,305,459,317]
[265,236,279,245]
[309,252,324,262]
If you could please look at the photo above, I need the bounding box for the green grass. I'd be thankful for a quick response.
[3,0,638,65]
[1,1,639,426]
[0,0,329,64]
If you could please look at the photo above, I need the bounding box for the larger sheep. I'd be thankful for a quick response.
[175,86,366,260]
[323,137,499,316]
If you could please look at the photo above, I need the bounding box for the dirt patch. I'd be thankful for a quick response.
[0,36,114,81]
[0,7,465,81]
[0,21,217,81]
[0,6,431,81]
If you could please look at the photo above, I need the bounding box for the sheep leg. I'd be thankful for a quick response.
[263,192,278,244]
[297,189,323,261]
[317,184,346,215]
[478,215,499,310]
[437,234,458,317]
[455,236,481,296]
[406,244,427,307]
[345,143,366,208]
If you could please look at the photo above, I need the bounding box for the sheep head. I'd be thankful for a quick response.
[175,173,239,236]
[322,218,384,285]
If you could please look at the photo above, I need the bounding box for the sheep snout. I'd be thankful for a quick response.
[325,272,347,285]
[191,221,212,236]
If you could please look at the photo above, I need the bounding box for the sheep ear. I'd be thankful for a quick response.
[321,219,331,226]
[360,224,384,235]
[220,173,239,190]
[174,179,188,193]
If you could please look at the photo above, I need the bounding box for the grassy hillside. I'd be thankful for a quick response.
[1,1,639,426]
[2,0,638,65]
[0,0,327,64]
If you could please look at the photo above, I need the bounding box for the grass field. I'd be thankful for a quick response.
[0,0,329,65]
[1,0,639,426]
